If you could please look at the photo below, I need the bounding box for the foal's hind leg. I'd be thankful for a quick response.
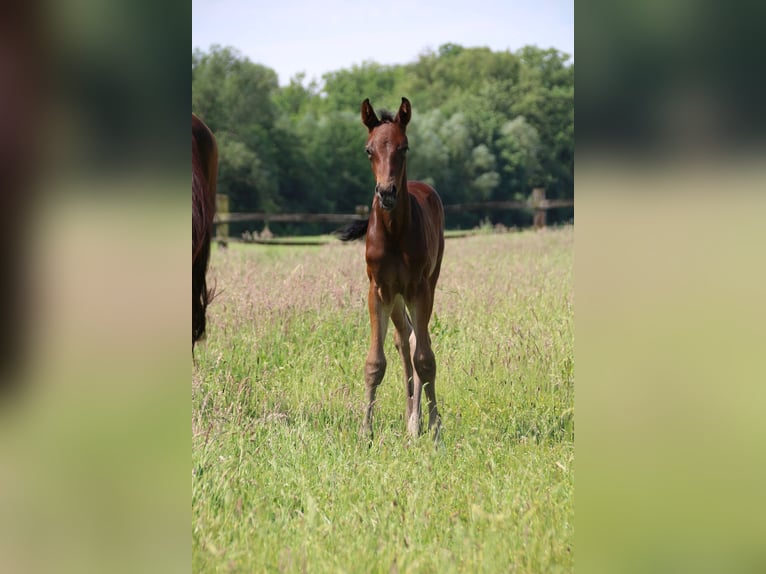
[391,297,414,426]
[408,289,441,440]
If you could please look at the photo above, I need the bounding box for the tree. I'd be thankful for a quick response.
[295,111,370,213]
[318,62,404,114]
[407,109,449,190]
[190,43,574,231]
[496,116,542,198]
[273,73,319,120]
[509,47,574,199]
[192,46,282,213]
[469,144,500,201]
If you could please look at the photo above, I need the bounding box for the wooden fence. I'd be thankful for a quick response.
[213,188,573,243]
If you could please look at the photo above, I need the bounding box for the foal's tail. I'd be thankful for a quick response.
[336,218,369,241]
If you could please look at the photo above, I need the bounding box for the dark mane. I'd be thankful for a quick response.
[379,109,396,123]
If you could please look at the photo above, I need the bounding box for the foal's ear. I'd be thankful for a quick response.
[361,98,380,131]
[395,97,411,128]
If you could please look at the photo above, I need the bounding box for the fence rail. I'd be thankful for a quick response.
[442,198,574,213]
[213,189,573,243]
[215,212,365,224]
[214,197,573,225]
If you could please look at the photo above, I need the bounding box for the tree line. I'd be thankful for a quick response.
[192,43,573,235]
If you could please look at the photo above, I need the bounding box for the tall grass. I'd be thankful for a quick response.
[193,227,574,572]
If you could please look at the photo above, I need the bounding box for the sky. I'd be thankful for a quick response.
[192,0,573,86]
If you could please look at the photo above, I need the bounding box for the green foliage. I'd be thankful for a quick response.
[193,228,574,572]
[319,62,406,114]
[192,43,574,232]
[498,116,543,193]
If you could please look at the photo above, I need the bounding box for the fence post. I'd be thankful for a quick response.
[216,194,229,242]
[531,187,546,229]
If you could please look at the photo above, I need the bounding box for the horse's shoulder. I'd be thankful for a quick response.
[407,180,435,196]
[408,181,443,209]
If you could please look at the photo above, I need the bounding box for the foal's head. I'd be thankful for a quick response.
[361,97,411,211]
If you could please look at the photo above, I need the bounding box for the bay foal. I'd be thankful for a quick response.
[340,97,445,440]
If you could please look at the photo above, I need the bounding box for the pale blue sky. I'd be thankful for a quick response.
[192,0,573,86]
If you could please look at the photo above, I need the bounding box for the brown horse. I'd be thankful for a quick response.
[0,5,42,388]
[192,113,218,347]
[339,97,445,440]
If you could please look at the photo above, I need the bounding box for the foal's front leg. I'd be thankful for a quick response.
[362,282,390,440]
[391,297,414,425]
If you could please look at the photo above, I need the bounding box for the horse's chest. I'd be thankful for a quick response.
[367,250,426,302]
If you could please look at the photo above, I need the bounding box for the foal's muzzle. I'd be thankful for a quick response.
[376,184,397,211]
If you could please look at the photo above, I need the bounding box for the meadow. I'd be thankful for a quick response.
[192,227,574,572]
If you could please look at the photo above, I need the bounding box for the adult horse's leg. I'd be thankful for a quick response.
[363,282,390,440]
[408,288,441,440]
[391,297,415,426]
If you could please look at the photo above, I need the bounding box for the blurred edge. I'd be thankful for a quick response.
[0,3,44,395]
[577,1,766,573]
[0,1,189,573]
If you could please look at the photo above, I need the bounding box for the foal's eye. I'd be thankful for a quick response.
[365,147,373,158]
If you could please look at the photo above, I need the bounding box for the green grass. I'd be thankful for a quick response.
[193,227,574,573]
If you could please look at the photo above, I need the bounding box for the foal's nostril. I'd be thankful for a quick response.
[376,183,396,196]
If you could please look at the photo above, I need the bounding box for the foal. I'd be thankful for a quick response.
[340,97,445,440]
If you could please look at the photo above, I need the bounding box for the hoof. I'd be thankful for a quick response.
[407,412,421,437]
[432,422,443,446]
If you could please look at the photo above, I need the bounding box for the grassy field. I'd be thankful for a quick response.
[192,227,574,573]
